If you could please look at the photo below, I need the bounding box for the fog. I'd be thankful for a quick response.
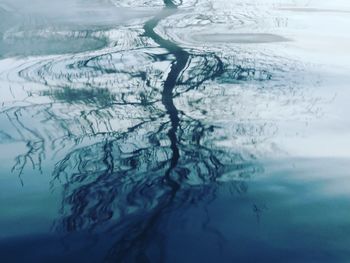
[0,0,157,57]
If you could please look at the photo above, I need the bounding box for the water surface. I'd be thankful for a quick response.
[1,0,350,262]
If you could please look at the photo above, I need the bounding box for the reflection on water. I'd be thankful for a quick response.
[1,0,350,262]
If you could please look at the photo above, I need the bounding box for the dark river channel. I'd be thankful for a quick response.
[1,0,350,262]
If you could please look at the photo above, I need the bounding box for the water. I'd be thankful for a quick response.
[1,0,350,262]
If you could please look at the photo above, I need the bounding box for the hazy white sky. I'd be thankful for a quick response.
[0,0,155,26]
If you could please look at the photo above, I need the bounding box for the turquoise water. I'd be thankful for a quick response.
[1,0,350,262]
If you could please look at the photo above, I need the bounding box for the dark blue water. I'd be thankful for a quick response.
[1,0,350,262]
